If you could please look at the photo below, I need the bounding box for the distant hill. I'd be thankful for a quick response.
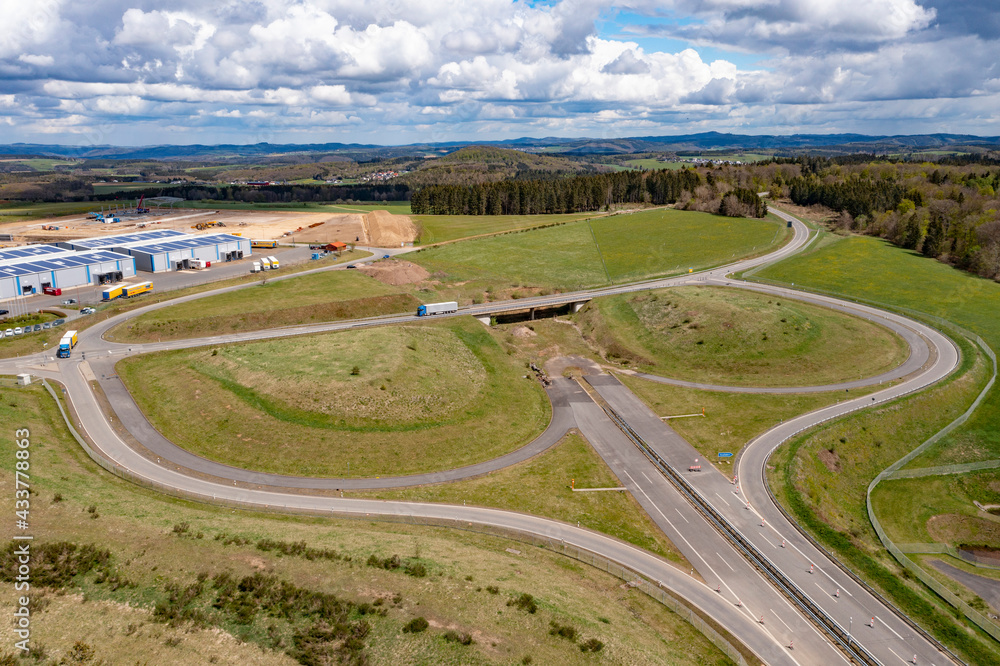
[0,132,998,162]
[398,145,598,186]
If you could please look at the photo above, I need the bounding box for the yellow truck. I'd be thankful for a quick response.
[123,281,153,298]
[101,284,126,301]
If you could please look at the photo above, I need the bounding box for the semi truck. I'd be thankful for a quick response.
[417,301,458,317]
[102,284,127,301]
[251,239,278,249]
[57,330,78,358]
[123,281,153,298]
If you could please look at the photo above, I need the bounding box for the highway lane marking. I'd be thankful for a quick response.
[762,529,854,598]
[622,470,742,601]
[887,647,911,665]
[674,508,689,523]
[714,491,731,507]
[877,616,905,641]
[769,608,793,631]
[716,553,735,571]
[816,582,836,602]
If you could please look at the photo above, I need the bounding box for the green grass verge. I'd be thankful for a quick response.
[0,382,732,666]
[111,265,412,343]
[577,285,907,387]
[116,317,550,478]
[618,373,881,469]
[358,431,684,563]
[411,209,787,291]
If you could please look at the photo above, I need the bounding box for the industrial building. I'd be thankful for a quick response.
[0,247,136,300]
[58,229,252,273]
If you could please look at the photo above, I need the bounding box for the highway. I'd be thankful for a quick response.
[0,207,964,664]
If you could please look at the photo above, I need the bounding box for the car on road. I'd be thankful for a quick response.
[383,254,390,259]
[346,264,357,269]
[80,307,95,315]
[0,309,8,316]
[62,298,77,305]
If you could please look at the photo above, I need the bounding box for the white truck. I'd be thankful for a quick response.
[260,257,273,270]
[251,262,261,273]
[268,255,279,269]
[417,301,459,316]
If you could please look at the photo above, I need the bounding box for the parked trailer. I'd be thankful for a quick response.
[102,284,127,301]
[259,257,272,270]
[123,281,153,298]
[251,262,261,273]
[43,286,62,296]
[416,301,459,317]
[267,255,279,269]
[57,330,78,358]
[251,239,279,249]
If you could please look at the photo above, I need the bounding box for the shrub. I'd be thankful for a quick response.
[405,562,427,578]
[548,621,577,641]
[507,593,537,614]
[579,638,604,653]
[485,585,499,594]
[402,617,429,634]
[443,630,474,645]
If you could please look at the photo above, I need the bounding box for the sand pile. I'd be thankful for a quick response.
[364,210,418,247]
[358,259,430,286]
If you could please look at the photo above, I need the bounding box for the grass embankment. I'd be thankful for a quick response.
[578,286,907,387]
[360,431,683,563]
[117,318,550,478]
[112,266,414,343]
[0,383,731,666]
[757,233,1000,663]
[410,209,787,291]
[414,213,598,245]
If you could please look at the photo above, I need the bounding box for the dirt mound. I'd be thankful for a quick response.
[294,214,367,243]
[511,326,537,338]
[358,259,429,286]
[364,210,417,247]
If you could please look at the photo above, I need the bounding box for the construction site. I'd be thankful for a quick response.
[3,201,418,249]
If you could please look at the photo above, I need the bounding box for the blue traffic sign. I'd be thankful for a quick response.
[718,452,733,458]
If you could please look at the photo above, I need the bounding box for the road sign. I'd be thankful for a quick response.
[718,452,733,458]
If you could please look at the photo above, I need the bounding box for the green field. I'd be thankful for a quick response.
[112,264,411,342]
[0,383,731,666]
[362,431,683,562]
[411,209,787,290]
[117,318,550,478]
[577,286,907,387]
[415,213,598,244]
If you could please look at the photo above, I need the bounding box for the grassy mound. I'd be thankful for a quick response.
[117,317,550,478]
[578,286,908,387]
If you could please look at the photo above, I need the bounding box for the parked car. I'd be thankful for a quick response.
[80,307,95,315]
[53,318,66,326]
[4,328,12,336]
[42,322,51,329]
[14,327,23,335]
[383,254,390,259]
[32,324,41,332]
[0,309,8,316]
[346,264,357,269]
[62,298,77,305]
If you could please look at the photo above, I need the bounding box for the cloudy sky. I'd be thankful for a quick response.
[0,0,997,146]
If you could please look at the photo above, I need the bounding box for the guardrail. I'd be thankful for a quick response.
[601,402,881,666]
[38,378,756,666]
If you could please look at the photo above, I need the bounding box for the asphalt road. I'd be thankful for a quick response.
[0,208,964,664]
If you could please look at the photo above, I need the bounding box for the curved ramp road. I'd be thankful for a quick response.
[0,209,963,664]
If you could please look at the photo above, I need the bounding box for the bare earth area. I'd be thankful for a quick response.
[358,259,430,285]
[4,207,414,247]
